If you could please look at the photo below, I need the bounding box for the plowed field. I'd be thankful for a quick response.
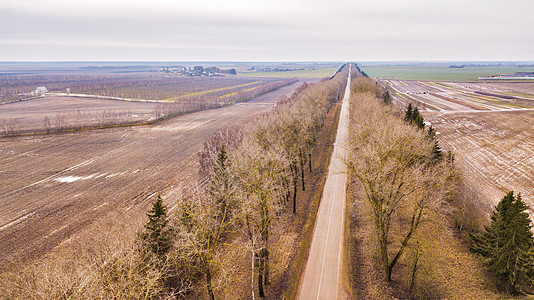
[385,79,534,214]
[0,80,307,270]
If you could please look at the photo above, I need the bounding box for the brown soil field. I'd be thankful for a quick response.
[425,110,534,210]
[383,79,534,111]
[447,81,534,99]
[0,80,311,271]
[0,96,158,133]
[385,79,534,216]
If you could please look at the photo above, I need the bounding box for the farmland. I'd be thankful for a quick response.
[384,78,534,212]
[0,74,243,101]
[0,76,296,135]
[0,96,158,133]
[362,65,534,81]
[0,73,291,102]
[237,66,338,78]
[0,79,310,271]
[426,110,534,206]
[383,79,534,111]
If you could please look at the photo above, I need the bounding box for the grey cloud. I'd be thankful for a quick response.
[0,0,532,61]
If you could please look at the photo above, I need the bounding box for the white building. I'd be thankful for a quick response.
[35,86,48,94]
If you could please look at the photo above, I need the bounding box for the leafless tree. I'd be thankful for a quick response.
[347,90,455,282]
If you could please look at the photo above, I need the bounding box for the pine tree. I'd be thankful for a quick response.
[404,104,425,129]
[383,90,392,105]
[427,126,436,139]
[471,191,534,294]
[427,126,442,160]
[412,107,425,129]
[210,145,232,212]
[431,140,442,160]
[404,103,413,122]
[142,195,172,259]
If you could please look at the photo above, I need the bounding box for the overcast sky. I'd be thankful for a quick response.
[1,0,533,61]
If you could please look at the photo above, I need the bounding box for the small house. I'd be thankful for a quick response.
[35,87,48,94]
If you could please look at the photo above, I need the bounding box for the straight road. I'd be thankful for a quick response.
[299,67,351,299]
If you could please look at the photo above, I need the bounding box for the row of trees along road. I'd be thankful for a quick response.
[347,75,457,283]
[347,74,534,296]
[136,65,351,299]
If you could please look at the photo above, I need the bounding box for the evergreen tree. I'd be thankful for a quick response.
[210,145,235,219]
[414,114,425,129]
[431,140,442,160]
[427,126,436,139]
[404,104,425,129]
[471,191,534,294]
[404,103,413,122]
[383,90,392,105]
[427,126,442,160]
[412,107,425,129]
[210,146,228,202]
[141,195,172,259]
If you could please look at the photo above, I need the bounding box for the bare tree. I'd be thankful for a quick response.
[232,137,289,297]
[347,91,454,282]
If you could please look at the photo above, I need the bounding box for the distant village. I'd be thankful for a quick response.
[160,66,237,77]
[247,66,305,72]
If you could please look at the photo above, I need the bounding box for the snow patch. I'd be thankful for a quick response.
[56,174,95,183]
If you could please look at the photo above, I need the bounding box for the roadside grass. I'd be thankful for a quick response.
[362,65,534,81]
[237,67,338,79]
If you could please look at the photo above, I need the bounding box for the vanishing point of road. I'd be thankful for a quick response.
[299,66,351,299]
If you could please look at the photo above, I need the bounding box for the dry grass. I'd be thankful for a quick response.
[0,208,164,299]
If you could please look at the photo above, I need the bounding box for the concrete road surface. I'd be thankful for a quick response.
[298,67,351,299]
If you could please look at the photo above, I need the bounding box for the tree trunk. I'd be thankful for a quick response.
[299,149,305,191]
[264,249,270,285]
[387,265,393,282]
[293,181,297,214]
[206,269,215,300]
[301,166,306,191]
[291,162,298,214]
[380,227,391,282]
[388,204,423,282]
[282,175,290,204]
[258,256,265,298]
[308,153,312,172]
[410,245,420,289]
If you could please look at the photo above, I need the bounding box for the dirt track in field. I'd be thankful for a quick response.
[384,79,534,214]
[0,80,309,270]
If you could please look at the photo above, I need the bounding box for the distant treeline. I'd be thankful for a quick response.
[449,63,534,68]
[0,78,297,136]
[0,74,277,102]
